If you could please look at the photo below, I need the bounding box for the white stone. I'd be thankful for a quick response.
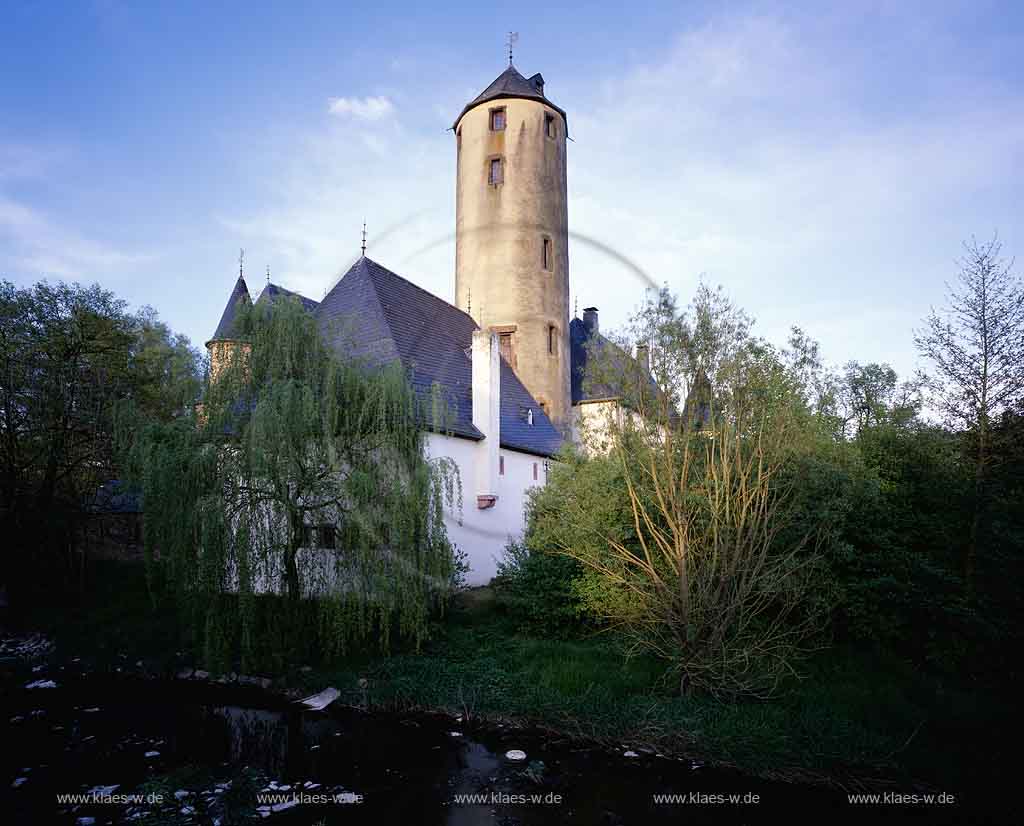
[505,749,527,761]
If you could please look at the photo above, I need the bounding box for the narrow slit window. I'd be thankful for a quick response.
[490,107,506,131]
[542,237,552,271]
[488,157,503,185]
[545,113,556,139]
[548,324,557,356]
[533,462,538,481]
[499,455,505,476]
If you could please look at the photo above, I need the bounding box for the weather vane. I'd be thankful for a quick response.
[239,248,245,278]
[361,220,367,255]
[266,264,271,284]
[506,31,518,65]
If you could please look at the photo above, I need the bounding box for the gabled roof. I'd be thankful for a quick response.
[453,64,567,133]
[210,274,252,341]
[315,256,563,457]
[256,282,319,314]
[570,316,659,404]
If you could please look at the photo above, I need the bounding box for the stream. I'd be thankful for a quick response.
[0,641,966,824]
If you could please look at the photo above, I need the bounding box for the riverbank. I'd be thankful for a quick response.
[7,561,1014,806]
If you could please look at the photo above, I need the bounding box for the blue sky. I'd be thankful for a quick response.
[2,0,1022,382]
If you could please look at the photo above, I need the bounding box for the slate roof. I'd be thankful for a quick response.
[256,282,320,314]
[570,316,661,404]
[453,65,568,133]
[210,275,252,341]
[88,480,142,515]
[315,256,563,457]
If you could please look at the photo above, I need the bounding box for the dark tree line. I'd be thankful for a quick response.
[0,280,201,609]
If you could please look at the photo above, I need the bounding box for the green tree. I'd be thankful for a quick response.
[534,286,826,698]
[915,235,1024,598]
[0,280,197,604]
[120,295,462,668]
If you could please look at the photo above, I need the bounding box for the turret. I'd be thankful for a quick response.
[454,64,571,426]
[206,271,252,382]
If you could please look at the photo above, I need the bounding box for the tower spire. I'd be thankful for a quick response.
[506,31,518,65]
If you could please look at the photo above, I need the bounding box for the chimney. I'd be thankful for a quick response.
[636,343,650,373]
[582,307,599,335]
[472,330,501,509]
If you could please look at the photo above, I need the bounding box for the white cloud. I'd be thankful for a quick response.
[327,96,395,121]
[221,10,1022,385]
[0,196,152,279]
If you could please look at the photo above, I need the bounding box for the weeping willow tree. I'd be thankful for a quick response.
[119,296,462,670]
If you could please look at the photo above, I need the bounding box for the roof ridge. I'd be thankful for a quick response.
[363,256,477,327]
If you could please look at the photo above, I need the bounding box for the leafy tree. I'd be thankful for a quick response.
[120,295,462,668]
[129,306,202,421]
[915,235,1024,597]
[534,286,827,698]
[0,280,198,605]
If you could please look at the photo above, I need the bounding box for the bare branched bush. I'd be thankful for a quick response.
[554,286,826,697]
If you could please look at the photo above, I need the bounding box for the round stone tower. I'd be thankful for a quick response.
[454,64,570,427]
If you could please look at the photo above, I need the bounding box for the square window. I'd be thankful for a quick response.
[545,113,556,139]
[490,108,506,131]
[488,157,503,185]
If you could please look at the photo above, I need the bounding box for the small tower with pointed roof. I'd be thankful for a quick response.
[206,263,252,383]
[454,61,571,427]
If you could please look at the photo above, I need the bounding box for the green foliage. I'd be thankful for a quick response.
[492,540,585,635]
[0,279,201,607]
[119,295,462,670]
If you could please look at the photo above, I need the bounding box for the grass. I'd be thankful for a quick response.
[14,561,1013,792]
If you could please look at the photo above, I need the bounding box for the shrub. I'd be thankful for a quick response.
[492,541,585,635]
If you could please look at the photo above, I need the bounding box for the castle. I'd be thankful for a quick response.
[207,63,619,584]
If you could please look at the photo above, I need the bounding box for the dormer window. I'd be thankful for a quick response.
[490,107,506,131]
[488,157,504,185]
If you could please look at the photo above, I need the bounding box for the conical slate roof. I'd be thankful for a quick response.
[453,65,567,132]
[210,274,251,342]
